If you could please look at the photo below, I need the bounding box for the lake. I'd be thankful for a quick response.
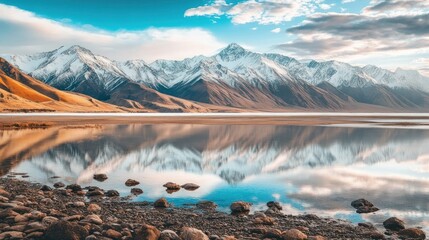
[1,121,428,232]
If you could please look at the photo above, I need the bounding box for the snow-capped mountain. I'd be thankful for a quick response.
[2,43,429,111]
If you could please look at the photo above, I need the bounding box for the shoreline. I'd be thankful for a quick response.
[1,178,426,239]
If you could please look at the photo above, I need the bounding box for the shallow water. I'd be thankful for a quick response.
[1,123,428,231]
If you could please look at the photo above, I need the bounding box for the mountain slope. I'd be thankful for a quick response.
[0,58,124,112]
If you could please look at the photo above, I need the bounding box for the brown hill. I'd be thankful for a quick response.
[0,58,125,112]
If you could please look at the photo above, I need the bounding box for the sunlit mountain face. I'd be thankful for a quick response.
[1,124,429,231]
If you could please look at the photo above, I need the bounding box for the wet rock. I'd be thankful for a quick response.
[26,222,46,232]
[26,231,44,238]
[366,231,386,240]
[230,201,251,215]
[131,188,143,195]
[383,217,405,231]
[53,182,65,188]
[85,214,103,225]
[154,198,170,208]
[67,201,85,208]
[163,182,181,190]
[63,215,83,221]
[180,227,209,240]
[106,190,120,197]
[133,224,160,240]
[86,189,104,197]
[209,235,221,240]
[159,230,181,240]
[66,184,82,193]
[196,201,217,210]
[87,203,101,213]
[93,174,108,182]
[105,229,122,239]
[358,222,375,228]
[0,209,18,218]
[282,229,308,240]
[40,185,52,191]
[0,195,9,202]
[398,228,426,240]
[44,220,89,240]
[14,214,28,223]
[0,231,24,239]
[125,179,140,187]
[181,183,200,191]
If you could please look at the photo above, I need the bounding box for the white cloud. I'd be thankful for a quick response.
[271,27,281,33]
[184,0,229,17]
[0,4,225,62]
[319,3,333,10]
[186,0,326,25]
[341,0,355,3]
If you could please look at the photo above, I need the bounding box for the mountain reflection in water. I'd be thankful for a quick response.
[1,124,428,231]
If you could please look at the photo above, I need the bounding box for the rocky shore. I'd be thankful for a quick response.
[0,178,426,240]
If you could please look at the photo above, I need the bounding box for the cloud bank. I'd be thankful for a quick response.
[0,4,225,61]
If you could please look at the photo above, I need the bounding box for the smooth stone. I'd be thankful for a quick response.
[0,231,24,239]
[180,227,209,240]
[282,229,308,240]
[125,179,140,187]
[160,230,181,240]
[134,224,160,240]
[131,188,143,195]
[93,174,108,182]
[87,203,102,213]
[398,228,426,240]
[65,184,82,193]
[85,214,103,225]
[42,216,59,226]
[105,229,122,239]
[86,190,104,197]
[181,183,200,191]
[163,182,181,190]
[0,188,10,198]
[351,199,374,208]
[40,185,52,191]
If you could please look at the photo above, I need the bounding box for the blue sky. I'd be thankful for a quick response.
[0,0,428,74]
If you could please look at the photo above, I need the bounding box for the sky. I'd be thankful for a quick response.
[0,0,428,75]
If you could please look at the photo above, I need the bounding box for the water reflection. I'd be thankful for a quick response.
[1,124,428,231]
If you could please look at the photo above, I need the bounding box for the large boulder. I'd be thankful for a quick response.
[131,188,144,195]
[44,220,88,240]
[398,228,426,240]
[230,201,251,215]
[383,217,405,231]
[180,227,209,240]
[66,184,82,193]
[133,224,160,240]
[181,183,200,191]
[106,190,120,197]
[163,182,181,190]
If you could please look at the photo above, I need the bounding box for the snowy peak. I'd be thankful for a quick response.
[217,43,250,62]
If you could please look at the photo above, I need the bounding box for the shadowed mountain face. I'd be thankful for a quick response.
[2,123,429,230]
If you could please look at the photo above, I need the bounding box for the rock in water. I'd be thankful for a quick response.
[282,229,308,240]
[180,227,209,240]
[267,201,282,210]
[154,198,170,208]
[230,201,251,215]
[398,228,426,239]
[53,182,65,188]
[125,179,140,187]
[383,217,405,231]
[160,230,181,240]
[351,199,379,213]
[44,220,88,240]
[131,188,143,195]
[40,185,52,191]
[65,184,82,193]
[93,174,108,182]
[163,182,181,190]
[133,224,160,240]
[196,201,217,210]
[181,183,200,191]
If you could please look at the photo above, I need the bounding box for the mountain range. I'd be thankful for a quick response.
[2,43,429,112]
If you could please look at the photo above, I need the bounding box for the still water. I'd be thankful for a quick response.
[1,123,428,231]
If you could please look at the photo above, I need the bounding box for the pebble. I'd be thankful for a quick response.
[180,227,209,240]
